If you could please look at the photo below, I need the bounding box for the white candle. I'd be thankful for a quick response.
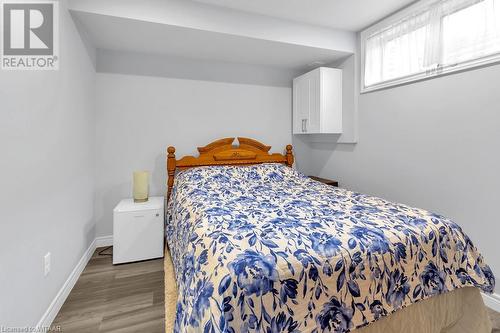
[133,171,149,202]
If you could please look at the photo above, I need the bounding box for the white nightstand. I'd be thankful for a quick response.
[113,196,164,264]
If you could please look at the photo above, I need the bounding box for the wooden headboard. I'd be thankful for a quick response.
[166,137,294,201]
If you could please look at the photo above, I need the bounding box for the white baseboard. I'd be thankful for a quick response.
[482,292,500,312]
[36,234,113,329]
[95,235,113,247]
[36,238,97,329]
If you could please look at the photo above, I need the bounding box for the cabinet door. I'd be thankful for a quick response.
[293,75,310,134]
[293,69,321,134]
[320,68,342,134]
[307,69,321,133]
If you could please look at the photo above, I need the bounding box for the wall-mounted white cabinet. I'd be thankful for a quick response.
[293,67,342,134]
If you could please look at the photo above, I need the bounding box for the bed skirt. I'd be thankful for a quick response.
[164,248,491,333]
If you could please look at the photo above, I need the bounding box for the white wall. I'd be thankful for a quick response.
[95,73,295,237]
[97,49,300,87]
[307,64,500,292]
[0,1,96,326]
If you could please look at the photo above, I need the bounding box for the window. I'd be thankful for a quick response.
[361,0,500,92]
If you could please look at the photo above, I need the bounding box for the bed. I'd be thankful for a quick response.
[165,137,495,333]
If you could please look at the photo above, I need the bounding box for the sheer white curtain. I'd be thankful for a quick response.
[364,0,500,89]
[442,0,500,65]
[364,13,428,86]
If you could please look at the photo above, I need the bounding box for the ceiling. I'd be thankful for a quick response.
[70,0,413,71]
[73,12,351,69]
[192,0,416,31]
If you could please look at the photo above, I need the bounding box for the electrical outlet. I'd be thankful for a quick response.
[44,252,51,276]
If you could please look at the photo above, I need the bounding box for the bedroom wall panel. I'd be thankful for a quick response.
[0,0,96,326]
[308,62,500,293]
[94,73,303,237]
[96,49,300,87]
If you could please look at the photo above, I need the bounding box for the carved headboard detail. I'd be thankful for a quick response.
[166,137,294,201]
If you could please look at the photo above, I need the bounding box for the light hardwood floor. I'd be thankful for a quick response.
[54,247,499,332]
[52,247,164,333]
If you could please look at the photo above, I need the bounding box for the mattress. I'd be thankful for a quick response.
[166,163,495,332]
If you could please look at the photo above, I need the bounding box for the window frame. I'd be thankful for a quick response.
[360,0,500,93]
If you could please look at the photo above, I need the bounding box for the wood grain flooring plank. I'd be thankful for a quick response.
[99,303,165,333]
[52,247,165,333]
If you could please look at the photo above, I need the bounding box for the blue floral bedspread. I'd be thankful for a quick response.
[166,164,494,333]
